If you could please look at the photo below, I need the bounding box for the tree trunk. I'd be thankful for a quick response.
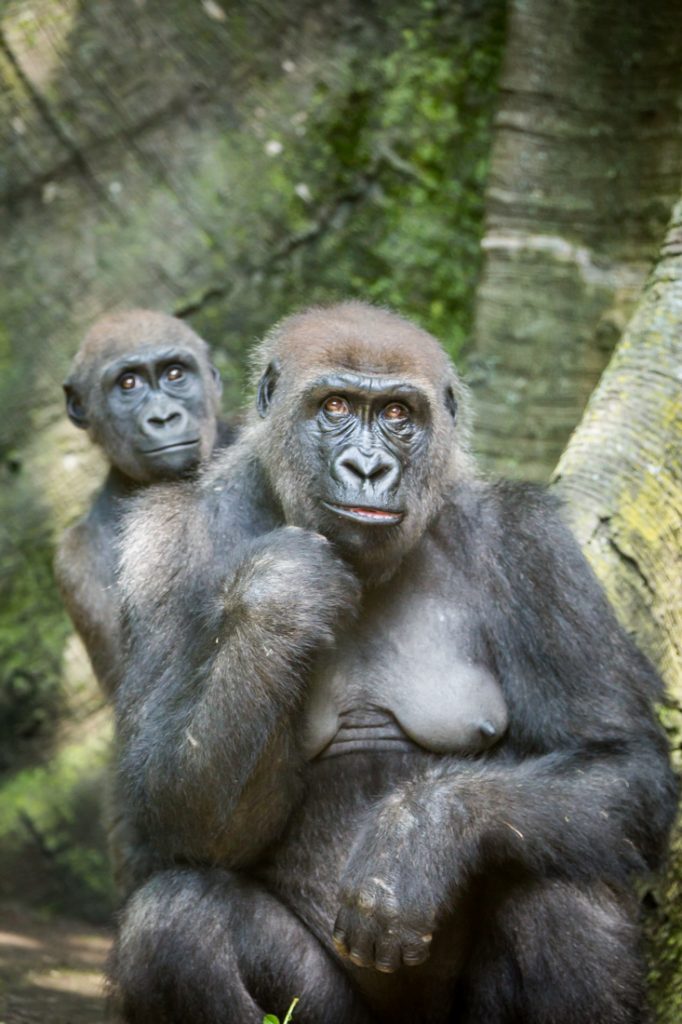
[554,198,682,1023]
[467,0,682,481]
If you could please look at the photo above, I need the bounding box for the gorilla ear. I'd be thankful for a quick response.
[444,385,458,423]
[64,383,89,429]
[256,360,280,418]
[210,364,223,397]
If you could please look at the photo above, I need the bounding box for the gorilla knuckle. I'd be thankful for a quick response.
[348,948,372,968]
[375,960,399,974]
[356,887,379,914]
[401,940,432,968]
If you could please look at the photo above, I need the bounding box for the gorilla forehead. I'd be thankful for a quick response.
[69,309,211,390]
[257,301,454,383]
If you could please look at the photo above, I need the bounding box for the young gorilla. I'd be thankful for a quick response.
[111,302,675,1024]
[55,309,233,698]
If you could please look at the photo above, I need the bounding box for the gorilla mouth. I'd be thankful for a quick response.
[324,502,404,526]
[144,440,200,454]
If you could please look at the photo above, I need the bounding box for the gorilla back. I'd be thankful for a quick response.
[112,302,676,1024]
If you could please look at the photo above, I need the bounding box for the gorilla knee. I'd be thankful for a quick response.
[111,869,250,1023]
[487,882,644,1024]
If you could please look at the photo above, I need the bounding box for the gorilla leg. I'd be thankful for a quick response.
[458,879,645,1024]
[111,868,375,1024]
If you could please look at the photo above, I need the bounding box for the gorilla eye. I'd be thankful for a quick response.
[166,366,185,382]
[118,372,139,391]
[322,396,351,417]
[383,402,410,423]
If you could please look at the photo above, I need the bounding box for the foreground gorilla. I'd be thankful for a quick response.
[56,309,232,697]
[111,302,675,1024]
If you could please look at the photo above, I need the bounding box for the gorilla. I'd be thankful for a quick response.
[55,309,233,697]
[110,302,675,1024]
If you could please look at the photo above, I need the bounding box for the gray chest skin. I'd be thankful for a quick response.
[301,542,508,760]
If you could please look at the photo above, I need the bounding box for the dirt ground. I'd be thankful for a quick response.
[0,904,112,1024]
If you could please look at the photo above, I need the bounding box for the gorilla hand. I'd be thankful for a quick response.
[333,790,456,974]
[225,526,360,651]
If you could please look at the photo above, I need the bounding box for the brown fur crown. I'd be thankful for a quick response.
[67,310,211,393]
[253,301,455,383]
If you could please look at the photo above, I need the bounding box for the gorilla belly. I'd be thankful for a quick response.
[315,707,416,758]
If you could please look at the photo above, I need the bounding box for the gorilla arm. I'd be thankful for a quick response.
[333,485,677,973]
[55,515,123,696]
[115,458,359,869]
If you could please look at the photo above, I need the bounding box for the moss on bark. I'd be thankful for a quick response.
[555,198,682,1022]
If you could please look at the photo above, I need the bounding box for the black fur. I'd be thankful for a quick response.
[110,302,676,1024]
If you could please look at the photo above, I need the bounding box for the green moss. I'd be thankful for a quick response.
[212,0,507,359]
[0,724,115,921]
[647,823,682,1023]
[84,0,506,369]
[0,464,72,771]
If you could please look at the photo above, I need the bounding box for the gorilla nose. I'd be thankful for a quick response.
[147,410,182,428]
[334,448,400,492]
[143,397,188,435]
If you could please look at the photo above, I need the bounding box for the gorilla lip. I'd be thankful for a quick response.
[143,439,200,454]
[324,502,404,525]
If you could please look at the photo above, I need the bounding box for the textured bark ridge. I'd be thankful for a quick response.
[554,201,681,691]
[469,0,682,480]
[554,199,682,1022]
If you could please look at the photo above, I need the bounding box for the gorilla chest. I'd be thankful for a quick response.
[301,588,508,760]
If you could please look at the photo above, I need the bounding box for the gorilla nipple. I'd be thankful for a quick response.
[479,721,497,739]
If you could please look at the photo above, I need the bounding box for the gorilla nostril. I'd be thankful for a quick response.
[148,411,181,428]
[366,460,388,481]
[340,452,393,483]
[339,456,371,482]
[339,457,362,481]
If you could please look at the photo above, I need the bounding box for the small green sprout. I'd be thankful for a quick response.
[263,996,299,1024]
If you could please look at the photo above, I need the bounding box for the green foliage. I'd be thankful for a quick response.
[0,727,115,921]
[263,996,299,1024]
[182,0,506,365]
[0,464,71,771]
[337,3,502,349]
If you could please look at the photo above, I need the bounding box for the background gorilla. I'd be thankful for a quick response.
[110,302,675,1024]
[55,309,233,697]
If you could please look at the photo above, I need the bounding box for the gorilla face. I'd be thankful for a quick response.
[256,360,459,576]
[251,303,469,577]
[66,343,221,483]
[298,370,433,545]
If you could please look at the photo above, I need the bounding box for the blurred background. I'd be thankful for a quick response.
[0,1,680,1020]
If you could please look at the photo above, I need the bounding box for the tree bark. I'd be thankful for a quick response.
[553,200,681,691]
[554,198,682,1023]
[467,0,682,481]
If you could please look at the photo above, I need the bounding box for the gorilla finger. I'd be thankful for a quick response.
[373,934,401,974]
[332,909,354,959]
[348,934,375,969]
[401,933,433,968]
[332,928,350,959]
